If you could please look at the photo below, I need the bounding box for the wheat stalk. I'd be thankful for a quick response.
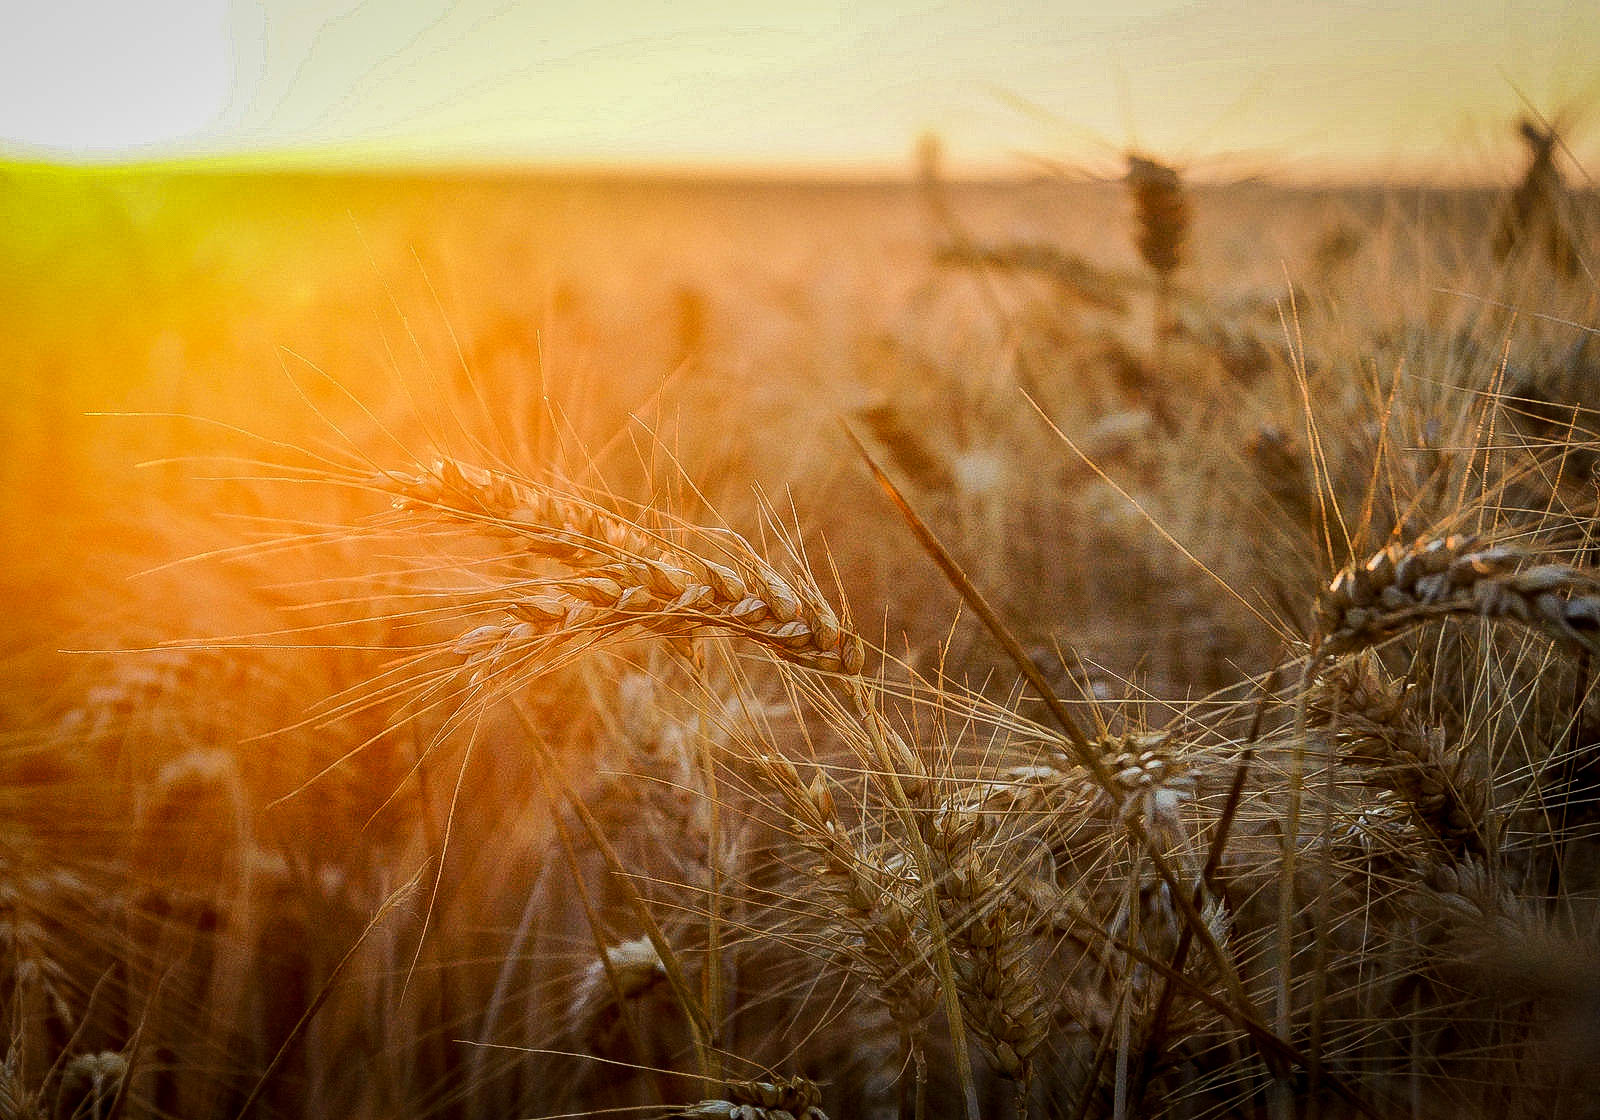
[1314,535,1600,659]
[1127,153,1189,353]
[379,459,865,677]
[1493,118,1580,278]
[52,1051,126,1120]
[1126,156,1188,280]
[0,1050,43,1120]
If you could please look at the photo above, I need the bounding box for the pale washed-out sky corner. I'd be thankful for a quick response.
[2,0,1597,179]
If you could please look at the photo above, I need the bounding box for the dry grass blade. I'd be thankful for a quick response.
[847,424,1309,1090]
[509,701,714,1082]
[1128,747,1254,1112]
[843,424,1097,760]
[233,861,429,1120]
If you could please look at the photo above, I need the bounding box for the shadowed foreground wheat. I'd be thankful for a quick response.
[323,432,1600,1118]
[8,159,1600,1120]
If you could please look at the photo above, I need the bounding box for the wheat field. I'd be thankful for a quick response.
[1,149,1598,1119]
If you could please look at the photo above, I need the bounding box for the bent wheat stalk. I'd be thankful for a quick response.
[382,454,870,675]
[1314,534,1600,659]
[847,432,1271,1042]
[378,459,865,677]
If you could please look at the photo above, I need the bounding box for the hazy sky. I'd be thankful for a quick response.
[2,0,1597,178]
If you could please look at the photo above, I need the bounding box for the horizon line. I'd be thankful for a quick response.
[0,144,1575,192]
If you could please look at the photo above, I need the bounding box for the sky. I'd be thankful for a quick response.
[1,0,1598,180]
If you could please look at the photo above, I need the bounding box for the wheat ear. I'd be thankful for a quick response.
[1308,654,1492,857]
[1315,535,1600,659]
[749,753,937,1033]
[676,1075,828,1119]
[381,459,865,675]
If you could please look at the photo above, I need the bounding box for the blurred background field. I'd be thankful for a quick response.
[0,163,1513,667]
[3,122,1600,1118]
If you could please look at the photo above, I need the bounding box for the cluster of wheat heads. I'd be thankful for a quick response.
[9,146,1600,1119]
[198,431,1589,1120]
[15,385,1600,1116]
